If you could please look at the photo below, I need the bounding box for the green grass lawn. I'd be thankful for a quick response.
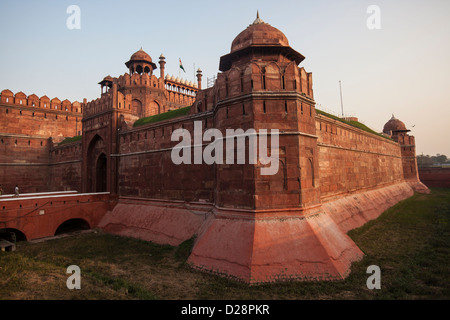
[316,108,393,140]
[0,188,449,300]
[58,135,82,145]
[133,106,191,128]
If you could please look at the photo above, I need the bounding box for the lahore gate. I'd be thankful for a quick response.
[0,14,429,283]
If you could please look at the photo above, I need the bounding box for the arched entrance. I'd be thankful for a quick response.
[96,153,107,192]
[86,134,108,193]
[0,228,27,242]
[55,219,90,236]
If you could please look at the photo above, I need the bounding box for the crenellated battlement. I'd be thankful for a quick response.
[0,89,84,114]
[116,73,162,89]
[83,92,114,118]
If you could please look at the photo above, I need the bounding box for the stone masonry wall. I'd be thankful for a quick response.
[117,113,215,203]
[316,114,404,201]
[0,91,83,193]
[49,141,82,192]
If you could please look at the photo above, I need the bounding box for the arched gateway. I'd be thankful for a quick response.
[86,134,108,193]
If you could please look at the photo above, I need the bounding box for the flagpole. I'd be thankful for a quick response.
[339,80,344,117]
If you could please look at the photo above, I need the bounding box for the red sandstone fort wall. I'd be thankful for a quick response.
[0,135,51,193]
[0,90,83,193]
[117,114,215,203]
[316,114,405,201]
[49,141,82,192]
[115,107,409,208]
[0,90,82,140]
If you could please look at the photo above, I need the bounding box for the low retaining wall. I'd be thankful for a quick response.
[419,167,450,188]
[0,192,115,240]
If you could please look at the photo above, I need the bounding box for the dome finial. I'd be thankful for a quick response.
[252,10,265,25]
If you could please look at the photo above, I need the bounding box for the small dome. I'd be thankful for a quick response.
[383,115,408,134]
[129,48,152,62]
[219,12,305,72]
[230,13,289,53]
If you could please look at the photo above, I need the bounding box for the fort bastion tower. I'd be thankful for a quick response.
[187,14,363,282]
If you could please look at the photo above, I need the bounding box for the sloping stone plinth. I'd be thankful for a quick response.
[98,181,428,283]
[98,198,210,246]
[188,181,423,283]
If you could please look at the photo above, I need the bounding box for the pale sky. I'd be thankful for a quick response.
[0,0,449,156]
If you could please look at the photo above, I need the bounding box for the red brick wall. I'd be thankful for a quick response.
[0,94,82,193]
[49,142,82,192]
[0,103,82,141]
[0,135,51,193]
[117,116,214,202]
[418,167,450,188]
[316,114,405,200]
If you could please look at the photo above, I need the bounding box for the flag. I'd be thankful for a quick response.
[179,58,185,73]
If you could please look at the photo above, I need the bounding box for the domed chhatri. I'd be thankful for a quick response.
[129,48,153,62]
[383,114,410,135]
[219,12,305,71]
[230,11,290,53]
[125,48,157,75]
